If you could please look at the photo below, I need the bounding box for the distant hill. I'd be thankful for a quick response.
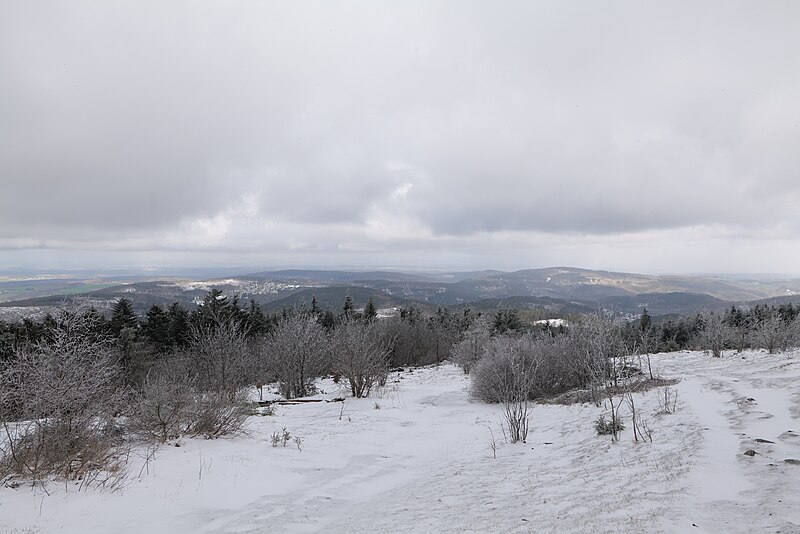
[260,286,406,312]
[452,295,595,316]
[595,292,727,316]
[2,266,799,320]
[241,270,439,284]
[448,267,781,302]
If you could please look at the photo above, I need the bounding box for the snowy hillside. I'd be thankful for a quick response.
[2,351,799,533]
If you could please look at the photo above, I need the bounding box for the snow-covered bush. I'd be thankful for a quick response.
[471,333,584,403]
[129,360,250,442]
[471,336,538,403]
[0,306,127,482]
[698,311,733,358]
[188,389,251,438]
[128,362,196,443]
[271,427,291,447]
[753,314,790,354]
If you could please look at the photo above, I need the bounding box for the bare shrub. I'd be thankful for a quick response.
[331,319,390,398]
[790,316,800,350]
[379,311,437,367]
[129,358,250,442]
[488,426,498,459]
[657,386,678,414]
[637,326,659,380]
[569,315,627,402]
[638,417,653,442]
[534,334,584,395]
[451,316,491,374]
[698,311,732,358]
[0,306,127,482]
[186,319,256,395]
[604,392,626,442]
[128,362,196,443]
[472,333,585,402]
[187,389,250,438]
[263,314,329,399]
[753,314,789,354]
[271,427,291,447]
[623,391,654,443]
[471,336,539,443]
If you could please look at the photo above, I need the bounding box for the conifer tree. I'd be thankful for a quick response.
[110,298,138,338]
[364,298,378,322]
[342,295,355,320]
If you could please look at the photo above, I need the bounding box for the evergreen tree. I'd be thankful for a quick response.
[342,295,355,320]
[320,310,336,331]
[245,299,269,336]
[194,289,231,327]
[493,308,522,334]
[167,302,191,348]
[82,306,110,342]
[310,296,321,317]
[143,304,171,351]
[364,298,378,322]
[110,298,138,338]
[640,307,652,332]
[399,306,422,324]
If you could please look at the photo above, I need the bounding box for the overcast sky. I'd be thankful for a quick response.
[2,1,799,274]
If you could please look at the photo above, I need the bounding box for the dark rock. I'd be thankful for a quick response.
[783,458,800,465]
[755,438,775,444]
[743,449,757,456]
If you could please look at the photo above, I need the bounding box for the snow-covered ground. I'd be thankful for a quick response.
[2,350,800,533]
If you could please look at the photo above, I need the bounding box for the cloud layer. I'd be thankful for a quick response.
[2,1,799,272]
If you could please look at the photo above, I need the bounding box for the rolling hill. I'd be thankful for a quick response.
[2,266,800,320]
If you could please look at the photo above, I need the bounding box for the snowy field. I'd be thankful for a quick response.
[2,350,800,533]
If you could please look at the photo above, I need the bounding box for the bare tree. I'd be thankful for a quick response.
[264,313,329,399]
[330,319,390,398]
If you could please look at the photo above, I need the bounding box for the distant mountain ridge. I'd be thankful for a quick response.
[2,266,800,320]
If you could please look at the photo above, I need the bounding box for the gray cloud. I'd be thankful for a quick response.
[1,1,799,271]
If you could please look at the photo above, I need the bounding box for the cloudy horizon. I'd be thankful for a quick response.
[2,1,799,275]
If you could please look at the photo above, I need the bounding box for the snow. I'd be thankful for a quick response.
[169,279,312,294]
[534,318,567,327]
[2,351,800,533]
